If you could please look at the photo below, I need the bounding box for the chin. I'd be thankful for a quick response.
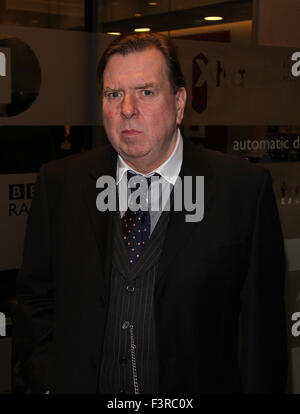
[120,146,149,159]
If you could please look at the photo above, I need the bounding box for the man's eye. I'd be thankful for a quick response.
[104,91,121,99]
[109,91,120,98]
[142,90,153,96]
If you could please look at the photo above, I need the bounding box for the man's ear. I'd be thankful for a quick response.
[175,87,187,125]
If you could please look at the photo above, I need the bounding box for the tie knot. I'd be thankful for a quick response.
[127,171,160,187]
[126,171,161,212]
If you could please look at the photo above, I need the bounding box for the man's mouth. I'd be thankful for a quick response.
[122,129,142,136]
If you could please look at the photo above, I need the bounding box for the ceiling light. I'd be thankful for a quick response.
[134,28,151,32]
[204,16,223,21]
[148,2,158,5]
[135,13,142,17]
[107,32,121,35]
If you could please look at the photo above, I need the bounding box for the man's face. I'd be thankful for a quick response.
[102,48,186,172]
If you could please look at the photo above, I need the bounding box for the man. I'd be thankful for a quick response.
[17,32,287,394]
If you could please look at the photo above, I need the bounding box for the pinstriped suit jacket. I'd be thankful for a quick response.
[16,139,288,393]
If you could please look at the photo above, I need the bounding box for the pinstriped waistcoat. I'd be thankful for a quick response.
[98,209,170,394]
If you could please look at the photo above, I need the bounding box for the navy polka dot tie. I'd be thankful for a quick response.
[122,171,157,265]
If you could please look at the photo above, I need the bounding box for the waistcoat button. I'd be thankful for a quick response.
[122,321,130,329]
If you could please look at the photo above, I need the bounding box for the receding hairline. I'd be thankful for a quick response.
[102,46,178,94]
[97,32,186,95]
[103,46,169,74]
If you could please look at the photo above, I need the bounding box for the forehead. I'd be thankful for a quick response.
[103,48,169,86]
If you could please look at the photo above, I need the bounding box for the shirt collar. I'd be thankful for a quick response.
[116,128,183,186]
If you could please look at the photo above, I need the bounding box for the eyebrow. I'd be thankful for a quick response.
[133,82,156,90]
[103,82,157,93]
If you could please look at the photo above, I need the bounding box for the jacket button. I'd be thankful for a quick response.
[119,356,128,364]
[126,285,135,292]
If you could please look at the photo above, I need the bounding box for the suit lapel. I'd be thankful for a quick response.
[82,140,215,297]
[83,145,117,293]
[156,140,215,291]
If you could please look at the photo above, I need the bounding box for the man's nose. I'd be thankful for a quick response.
[120,94,138,119]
